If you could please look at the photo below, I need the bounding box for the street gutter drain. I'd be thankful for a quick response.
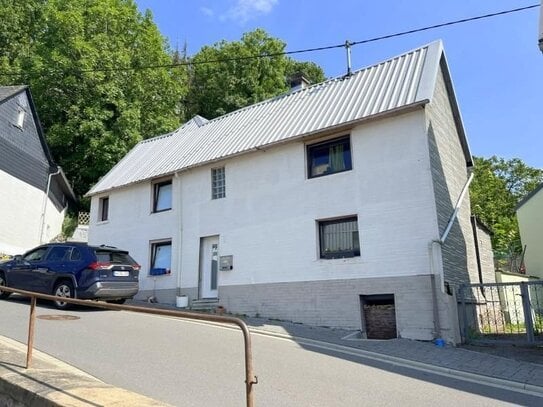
[37,315,80,321]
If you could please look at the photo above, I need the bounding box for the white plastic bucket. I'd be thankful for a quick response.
[176,295,188,308]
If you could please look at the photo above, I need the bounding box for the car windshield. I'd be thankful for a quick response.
[95,250,135,265]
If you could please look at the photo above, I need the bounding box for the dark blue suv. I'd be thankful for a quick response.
[0,243,140,309]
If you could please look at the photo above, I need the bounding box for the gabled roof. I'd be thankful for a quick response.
[87,40,470,196]
[0,85,27,102]
[0,85,76,202]
[516,183,543,211]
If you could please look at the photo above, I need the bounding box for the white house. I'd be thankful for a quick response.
[87,41,490,342]
[0,86,75,256]
[516,183,543,278]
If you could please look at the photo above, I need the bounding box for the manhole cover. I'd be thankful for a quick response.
[37,315,80,321]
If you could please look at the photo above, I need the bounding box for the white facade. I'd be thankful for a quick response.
[517,186,543,278]
[89,109,460,340]
[0,170,66,255]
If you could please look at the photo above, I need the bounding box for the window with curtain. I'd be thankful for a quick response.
[153,180,172,212]
[307,136,352,178]
[318,216,360,259]
[150,241,172,275]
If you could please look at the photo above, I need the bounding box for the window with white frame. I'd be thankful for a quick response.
[150,240,172,275]
[318,216,360,259]
[307,136,352,178]
[211,167,225,199]
[153,179,172,212]
[99,196,109,222]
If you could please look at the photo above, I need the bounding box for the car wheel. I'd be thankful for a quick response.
[53,280,74,310]
[0,272,11,299]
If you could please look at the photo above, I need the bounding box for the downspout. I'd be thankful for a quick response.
[430,170,474,339]
[174,172,183,300]
[39,167,61,244]
[433,170,475,292]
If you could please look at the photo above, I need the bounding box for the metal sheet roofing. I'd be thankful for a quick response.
[88,40,455,196]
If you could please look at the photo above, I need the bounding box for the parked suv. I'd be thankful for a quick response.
[0,243,140,309]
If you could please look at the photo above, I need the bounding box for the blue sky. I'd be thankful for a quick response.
[135,1,542,169]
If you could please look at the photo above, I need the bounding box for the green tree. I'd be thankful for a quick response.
[0,0,187,203]
[470,156,543,257]
[187,29,325,119]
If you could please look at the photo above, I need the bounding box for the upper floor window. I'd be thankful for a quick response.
[99,196,109,222]
[153,179,172,212]
[211,167,225,199]
[318,216,360,259]
[307,136,352,178]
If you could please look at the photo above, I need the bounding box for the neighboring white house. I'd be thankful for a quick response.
[516,183,543,278]
[0,86,75,255]
[87,41,491,342]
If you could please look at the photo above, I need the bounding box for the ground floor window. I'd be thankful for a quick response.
[150,240,172,275]
[318,216,360,259]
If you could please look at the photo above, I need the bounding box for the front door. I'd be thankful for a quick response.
[199,236,219,298]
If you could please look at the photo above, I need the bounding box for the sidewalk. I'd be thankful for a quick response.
[0,335,171,407]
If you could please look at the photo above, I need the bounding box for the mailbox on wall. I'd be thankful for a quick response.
[219,255,233,271]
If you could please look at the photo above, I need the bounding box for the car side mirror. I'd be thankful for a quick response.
[13,255,23,262]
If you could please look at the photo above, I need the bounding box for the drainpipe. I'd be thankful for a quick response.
[174,172,183,300]
[432,171,475,292]
[429,170,474,339]
[38,167,61,244]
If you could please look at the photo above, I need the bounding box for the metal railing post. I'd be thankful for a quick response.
[459,285,468,343]
[520,282,535,343]
[26,296,36,368]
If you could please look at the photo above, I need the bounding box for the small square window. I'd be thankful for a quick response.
[211,167,225,199]
[153,180,172,212]
[318,216,360,259]
[99,197,109,222]
[150,241,172,275]
[307,136,352,178]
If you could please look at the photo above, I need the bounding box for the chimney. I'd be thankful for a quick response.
[289,73,311,92]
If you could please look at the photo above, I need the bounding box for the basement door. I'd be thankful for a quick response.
[199,236,219,298]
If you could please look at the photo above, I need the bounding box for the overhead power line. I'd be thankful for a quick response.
[0,3,539,77]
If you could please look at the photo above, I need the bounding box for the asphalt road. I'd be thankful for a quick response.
[0,295,541,406]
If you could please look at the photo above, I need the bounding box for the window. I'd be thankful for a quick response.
[70,247,82,261]
[23,247,48,262]
[211,167,225,199]
[307,136,352,178]
[153,179,172,212]
[46,246,70,262]
[318,216,360,259]
[16,109,25,128]
[150,241,172,275]
[99,197,109,222]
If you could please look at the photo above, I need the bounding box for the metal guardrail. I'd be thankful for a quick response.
[0,286,258,407]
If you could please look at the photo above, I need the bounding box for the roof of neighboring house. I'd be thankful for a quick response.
[87,40,471,197]
[516,183,543,211]
[0,85,27,102]
[0,85,76,202]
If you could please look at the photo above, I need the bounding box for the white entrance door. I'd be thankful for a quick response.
[200,236,219,298]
